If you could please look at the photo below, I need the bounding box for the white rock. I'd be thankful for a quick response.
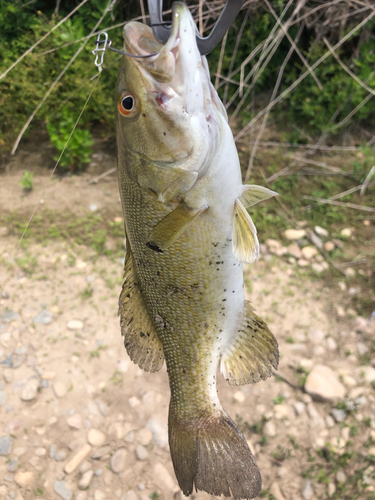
[137,428,153,446]
[20,379,39,401]
[67,320,84,330]
[94,491,105,500]
[79,470,94,490]
[14,471,35,488]
[233,391,246,403]
[306,403,325,429]
[263,421,276,437]
[305,364,345,402]
[284,229,306,240]
[325,241,335,252]
[356,366,375,383]
[35,447,46,456]
[135,444,148,461]
[355,316,368,332]
[357,343,368,355]
[298,259,309,267]
[302,479,313,500]
[326,337,337,351]
[146,417,168,448]
[67,414,82,429]
[152,462,176,491]
[87,429,106,447]
[53,381,67,398]
[340,228,352,238]
[293,402,305,416]
[336,470,346,483]
[128,396,140,407]
[301,246,318,260]
[110,448,127,473]
[328,482,336,497]
[315,226,328,237]
[121,492,138,500]
[287,243,302,259]
[274,405,288,419]
[308,328,325,344]
[313,345,325,356]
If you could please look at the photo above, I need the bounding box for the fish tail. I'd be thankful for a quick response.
[169,408,261,499]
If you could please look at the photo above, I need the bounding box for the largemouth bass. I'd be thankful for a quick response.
[116,3,279,498]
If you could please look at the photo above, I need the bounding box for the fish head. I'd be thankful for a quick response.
[116,1,227,173]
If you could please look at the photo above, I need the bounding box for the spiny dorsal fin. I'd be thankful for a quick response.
[118,244,164,372]
[220,301,279,386]
[147,203,207,252]
[232,199,259,264]
[240,184,278,208]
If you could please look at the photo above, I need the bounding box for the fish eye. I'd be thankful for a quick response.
[118,92,138,117]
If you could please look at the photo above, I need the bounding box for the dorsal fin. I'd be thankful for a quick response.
[232,199,259,264]
[118,242,164,372]
[220,301,279,385]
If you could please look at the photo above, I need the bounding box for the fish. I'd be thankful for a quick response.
[116,2,279,499]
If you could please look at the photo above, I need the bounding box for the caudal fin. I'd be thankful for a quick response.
[169,410,261,499]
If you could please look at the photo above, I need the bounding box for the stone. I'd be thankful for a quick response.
[146,417,168,448]
[305,365,345,402]
[233,390,246,403]
[308,328,325,344]
[356,366,375,383]
[310,232,323,249]
[355,316,368,333]
[125,431,135,443]
[270,482,286,500]
[14,471,35,489]
[79,470,94,490]
[357,343,368,355]
[307,403,325,428]
[298,259,309,267]
[301,246,318,259]
[91,446,111,459]
[315,226,328,237]
[94,491,105,500]
[302,479,313,500]
[336,470,346,483]
[135,444,148,461]
[336,305,345,317]
[328,482,336,497]
[331,409,346,423]
[326,337,337,351]
[340,228,352,238]
[76,493,87,500]
[67,320,83,331]
[284,229,306,240]
[274,405,288,419]
[287,244,302,259]
[54,481,73,500]
[263,421,276,437]
[97,400,109,417]
[33,310,53,325]
[87,429,106,447]
[137,428,152,446]
[64,444,92,474]
[293,402,305,416]
[7,458,19,472]
[2,311,20,322]
[3,369,13,384]
[53,381,67,398]
[0,436,13,455]
[35,447,46,456]
[121,492,138,500]
[128,396,140,407]
[325,241,335,252]
[1,290,9,298]
[312,263,325,273]
[110,448,127,473]
[20,379,39,401]
[80,461,91,473]
[152,462,176,491]
[0,390,7,406]
[67,414,82,429]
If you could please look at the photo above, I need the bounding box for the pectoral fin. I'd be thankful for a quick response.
[147,203,208,252]
[232,199,259,263]
[220,301,279,386]
[240,184,278,208]
[118,242,164,372]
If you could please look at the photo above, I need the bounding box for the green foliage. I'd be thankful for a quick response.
[20,170,34,191]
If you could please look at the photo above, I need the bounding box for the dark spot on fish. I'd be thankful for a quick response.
[163,132,166,136]
[204,323,209,328]
[232,290,235,293]
[140,332,145,337]
[146,242,163,253]
[212,243,218,247]
[224,289,227,292]
[219,329,223,333]
[222,299,227,302]
[216,261,221,265]
[217,269,220,271]
[142,113,146,117]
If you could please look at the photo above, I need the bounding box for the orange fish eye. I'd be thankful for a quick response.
[118,92,138,117]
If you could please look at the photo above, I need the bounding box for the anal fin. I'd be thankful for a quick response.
[240,184,278,208]
[220,301,279,385]
[147,203,207,252]
[232,199,259,264]
[118,244,164,372]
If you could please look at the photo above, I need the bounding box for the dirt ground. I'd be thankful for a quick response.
[0,143,375,500]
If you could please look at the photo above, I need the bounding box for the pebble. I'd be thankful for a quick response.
[146,417,168,448]
[67,320,84,331]
[326,337,337,350]
[152,462,176,491]
[14,471,35,488]
[308,328,325,344]
[76,493,87,500]
[6,458,19,472]
[79,470,94,490]
[293,402,305,416]
[310,232,323,249]
[137,428,153,446]
[302,479,313,500]
[53,381,67,398]
[0,436,13,455]
[33,310,53,325]
[64,444,92,474]
[284,229,306,240]
[54,480,73,500]
[20,379,39,401]
[233,390,246,403]
[336,470,346,483]
[1,290,9,299]
[340,228,352,238]
[328,482,336,497]
[67,414,82,429]
[355,316,368,333]
[121,491,138,500]
[88,429,106,447]
[297,259,309,267]
[263,421,276,437]
[305,364,345,402]
[135,444,148,461]
[125,431,135,443]
[270,482,286,500]
[315,226,328,237]
[3,369,12,384]
[301,246,318,259]
[287,244,302,259]
[110,448,127,473]
[0,390,7,406]
[35,447,46,456]
[331,409,346,423]
[274,405,288,419]
[2,311,19,322]
[80,461,91,474]
[324,241,335,252]
[356,366,375,383]
[307,403,325,428]
[91,446,111,459]
[97,400,109,417]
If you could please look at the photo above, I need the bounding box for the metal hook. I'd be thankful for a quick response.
[147,0,244,55]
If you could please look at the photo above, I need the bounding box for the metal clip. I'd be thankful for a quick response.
[92,32,109,69]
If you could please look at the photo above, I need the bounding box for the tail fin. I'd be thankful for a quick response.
[169,410,261,499]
